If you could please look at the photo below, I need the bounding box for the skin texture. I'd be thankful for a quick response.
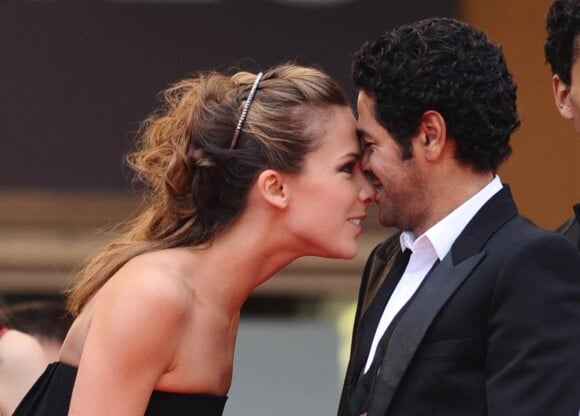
[356,91,493,237]
[59,104,374,416]
[283,106,374,259]
[547,2,580,251]
[0,330,47,416]
[356,92,430,233]
[553,56,580,132]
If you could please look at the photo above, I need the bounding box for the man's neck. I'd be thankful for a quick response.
[413,170,495,236]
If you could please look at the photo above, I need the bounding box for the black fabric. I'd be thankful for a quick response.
[347,249,411,415]
[556,203,580,251]
[349,255,454,416]
[354,249,411,376]
[13,362,227,416]
[340,247,409,415]
[338,186,580,416]
[366,253,482,416]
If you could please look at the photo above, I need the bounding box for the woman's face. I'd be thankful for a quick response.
[284,105,375,259]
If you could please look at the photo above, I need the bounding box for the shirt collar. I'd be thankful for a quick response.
[399,175,503,259]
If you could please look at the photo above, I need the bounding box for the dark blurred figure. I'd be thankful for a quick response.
[6,301,72,362]
[545,0,580,249]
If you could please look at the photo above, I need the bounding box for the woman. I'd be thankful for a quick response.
[0,309,47,415]
[14,63,374,415]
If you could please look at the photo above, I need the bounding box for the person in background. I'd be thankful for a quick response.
[6,301,72,361]
[545,0,580,249]
[338,17,580,416]
[13,63,374,416]
[0,309,47,416]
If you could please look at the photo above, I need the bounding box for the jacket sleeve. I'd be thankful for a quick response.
[486,232,580,415]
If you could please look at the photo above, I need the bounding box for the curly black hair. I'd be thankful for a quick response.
[352,17,520,173]
[545,0,580,85]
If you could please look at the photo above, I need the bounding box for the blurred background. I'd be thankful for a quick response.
[1,0,578,414]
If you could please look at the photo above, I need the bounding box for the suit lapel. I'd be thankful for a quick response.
[361,236,402,315]
[366,250,485,414]
[365,185,518,415]
[452,185,518,263]
[343,237,401,394]
[340,235,402,410]
[352,248,411,378]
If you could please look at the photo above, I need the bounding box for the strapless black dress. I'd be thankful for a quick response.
[13,362,227,415]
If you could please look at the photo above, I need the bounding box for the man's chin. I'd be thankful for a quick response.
[377,211,395,228]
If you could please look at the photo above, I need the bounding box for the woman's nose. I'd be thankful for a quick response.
[359,173,375,204]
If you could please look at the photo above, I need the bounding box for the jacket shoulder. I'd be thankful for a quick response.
[555,204,580,251]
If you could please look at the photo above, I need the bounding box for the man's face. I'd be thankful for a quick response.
[356,92,430,233]
[553,55,580,133]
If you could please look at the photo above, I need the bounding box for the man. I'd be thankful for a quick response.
[5,301,72,362]
[545,0,580,249]
[338,18,580,416]
[0,309,47,416]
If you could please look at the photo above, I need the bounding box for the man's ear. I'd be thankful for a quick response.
[553,74,574,120]
[256,169,288,209]
[417,110,447,161]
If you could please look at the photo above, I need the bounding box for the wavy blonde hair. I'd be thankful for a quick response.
[66,63,349,316]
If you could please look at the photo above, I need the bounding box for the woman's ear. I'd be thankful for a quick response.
[552,74,574,120]
[417,110,447,161]
[256,169,288,209]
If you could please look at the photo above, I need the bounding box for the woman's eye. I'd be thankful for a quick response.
[340,161,356,174]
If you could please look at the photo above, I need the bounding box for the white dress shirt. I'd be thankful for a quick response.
[363,176,503,373]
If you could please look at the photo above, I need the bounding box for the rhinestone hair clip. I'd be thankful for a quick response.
[230,71,264,149]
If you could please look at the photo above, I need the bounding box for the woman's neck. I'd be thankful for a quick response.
[185,214,300,317]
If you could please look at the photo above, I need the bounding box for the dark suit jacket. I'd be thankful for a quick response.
[556,203,580,251]
[338,187,580,416]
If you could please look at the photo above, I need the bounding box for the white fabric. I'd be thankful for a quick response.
[363,176,503,373]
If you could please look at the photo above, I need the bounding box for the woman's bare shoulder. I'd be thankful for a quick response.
[96,248,198,324]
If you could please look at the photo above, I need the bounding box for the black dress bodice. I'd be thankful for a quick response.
[13,362,227,415]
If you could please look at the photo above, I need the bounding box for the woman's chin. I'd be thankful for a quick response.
[326,247,358,260]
